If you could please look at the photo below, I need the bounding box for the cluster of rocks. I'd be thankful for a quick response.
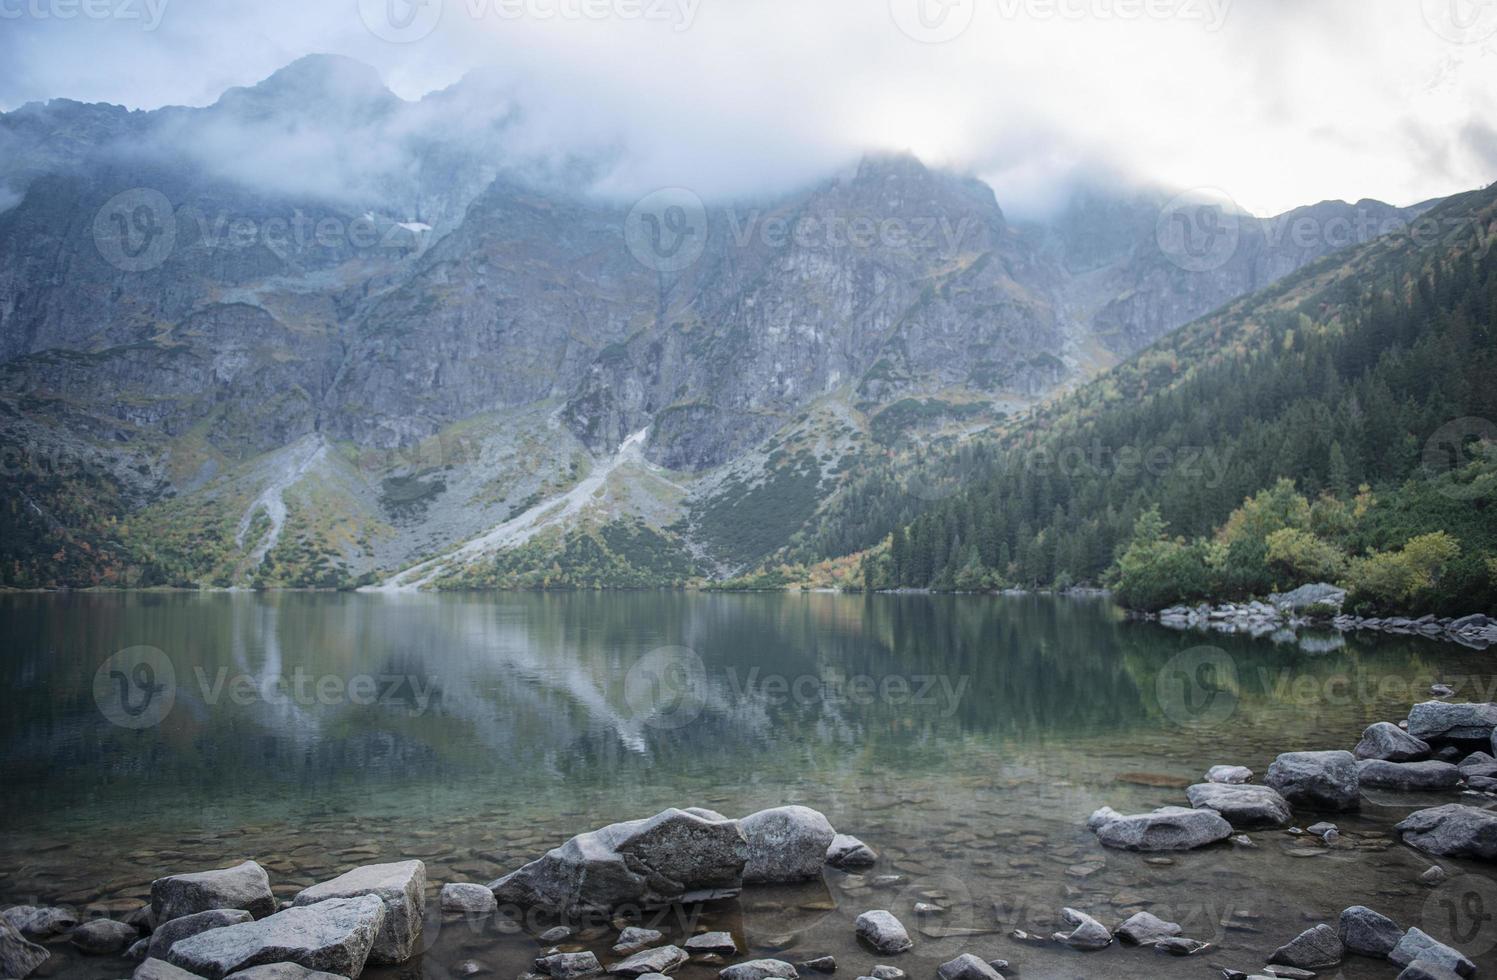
[1152,583,1497,648]
[0,805,885,980]
[1248,908,1475,980]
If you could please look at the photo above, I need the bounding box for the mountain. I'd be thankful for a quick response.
[846,183,1497,615]
[0,57,1444,589]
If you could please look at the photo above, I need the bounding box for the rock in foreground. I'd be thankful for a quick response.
[1356,759,1461,792]
[1395,804,1497,859]
[935,953,1003,980]
[149,910,255,961]
[1389,927,1476,976]
[294,861,425,965]
[740,806,835,884]
[153,861,277,923]
[826,834,877,869]
[718,959,800,980]
[490,809,747,914]
[0,920,50,979]
[1087,806,1232,851]
[1269,923,1343,969]
[1185,783,1292,829]
[854,911,912,954]
[1338,905,1403,958]
[166,895,385,980]
[1264,751,1360,811]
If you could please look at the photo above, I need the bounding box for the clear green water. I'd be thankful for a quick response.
[3,591,1497,979]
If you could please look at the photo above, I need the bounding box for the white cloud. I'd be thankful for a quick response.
[1,0,1493,215]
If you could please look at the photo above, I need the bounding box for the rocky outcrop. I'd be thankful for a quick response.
[166,895,385,980]
[1395,804,1497,859]
[293,861,425,965]
[152,861,277,923]
[1264,750,1360,811]
[1185,783,1292,829]
[1269,583,1345,613]
[740,806,835,884]
[1087,806,1232,851]
[489,808,748,914]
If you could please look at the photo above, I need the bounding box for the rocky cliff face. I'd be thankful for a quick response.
[0,57,1438,587]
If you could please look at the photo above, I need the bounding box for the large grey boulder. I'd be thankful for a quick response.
[149,910,256,961]
[718,960,799,980]
[153,861,277,923]
[1051,908,1111,950]
[1269,583,1345,613]
[294,860,425,965]
[740,806,835,884]
[0,920,50,979]
[166,894,385,980]
[226,964,348,980]
[1269,923,1343,969]
[1338,906,1403,958]
[440,883,496,914]
[135,958,204,980]
[611,945,687,976]
[1116,911,1181,946]
[1395,804,1497,859]
[490,808,748,914]
[1185,783,1292,829]
[1408,701,1497,744]
[1357,759,1461,791]
[1087,806,1232,851]
[935,953,1003,980]
[854,911,912,954]
[1389,927,1475,976]
[71,919,139,955]
[1,905,79,940]
[826,834,877,869]
[1264,751,1360,811]
[1355,722,1430,761]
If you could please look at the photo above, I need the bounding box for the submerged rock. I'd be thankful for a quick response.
[1354,722,1431,761]
[1088,806,1232,851]
[490,809,748,914]
[149,909,255,961]
[1356,759,1461,791]
[0,919,50,979]
[1116,911,1181,946]
[741,806,835,884]
[1186,783,1292,829]
[826,834,878,869]
[166,895,385,980]
[71,919,139,955]
[441,883,497,914]
[854,911,912,954]
[1264,751,1360,811]
[1268,923,1343,969]
[1,906,79,940]
[536,952,603,979]
[1338,906,1403,958]
[1389,927,1475,976]
[1051,908,1111,950]
[1395,804,1497,859]
[153,861,277,923]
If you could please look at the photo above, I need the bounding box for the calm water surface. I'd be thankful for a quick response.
[3,592,1496,979]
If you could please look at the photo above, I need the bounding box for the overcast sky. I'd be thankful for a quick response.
[2,0,1494,215]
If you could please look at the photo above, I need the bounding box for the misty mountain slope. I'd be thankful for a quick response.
[0,56,1451,589]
